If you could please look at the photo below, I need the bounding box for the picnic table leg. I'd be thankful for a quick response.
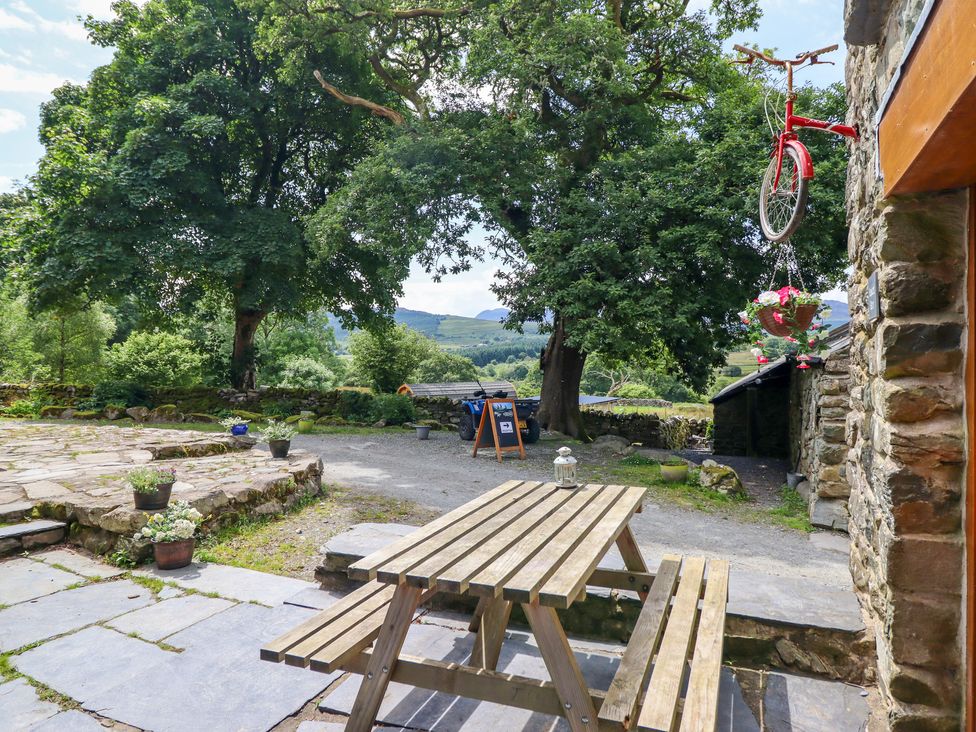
[346,583,422,732]
[470,596,512,670]
[468,595,490,633]
[615,524,650,602]
[521,601,599,732]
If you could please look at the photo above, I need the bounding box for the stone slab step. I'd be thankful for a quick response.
[0,501,35,523]
[0,520,67,557]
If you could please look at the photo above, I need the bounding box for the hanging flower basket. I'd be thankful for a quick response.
[738,286,832,369]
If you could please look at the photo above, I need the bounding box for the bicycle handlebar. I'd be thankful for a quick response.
[732,43,838,67]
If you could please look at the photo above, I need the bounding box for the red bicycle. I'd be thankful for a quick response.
[733,44,858,242]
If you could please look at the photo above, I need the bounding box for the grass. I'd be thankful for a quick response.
[606,402,713,420]
[600,455,813,532]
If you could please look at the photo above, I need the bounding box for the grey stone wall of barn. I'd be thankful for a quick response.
[844,0,969,727]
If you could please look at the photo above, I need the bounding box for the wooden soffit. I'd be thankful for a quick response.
[878,0,976,197]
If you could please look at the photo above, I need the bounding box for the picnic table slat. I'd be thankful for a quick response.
[637,556,707,732]
[347,479,529,581]
[537,485,647,608]
[435,483,596,595]
[501,485,627,605]
[598,555,682,727]
[464,485,620,598]
[393,482,559,587]
[678,559,730,732]
[260,581,390,662]
[284,584,397,667]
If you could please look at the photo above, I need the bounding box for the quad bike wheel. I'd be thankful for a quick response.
[458,412,476,441]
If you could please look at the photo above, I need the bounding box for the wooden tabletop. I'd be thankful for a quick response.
[347,479,645,608]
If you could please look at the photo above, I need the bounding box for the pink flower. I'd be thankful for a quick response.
[808,339,816,347]
[773,311,785,324]
[776,285,800,305]
[797,362,810,369]
[811,324,820,330]
[757,356,769,364]
[785,336,797,343]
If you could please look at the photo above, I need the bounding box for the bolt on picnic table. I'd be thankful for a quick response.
[261,479,730,731]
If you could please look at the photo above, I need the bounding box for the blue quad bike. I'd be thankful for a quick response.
[457,389,542,444]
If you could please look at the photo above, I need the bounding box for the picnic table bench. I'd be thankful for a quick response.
[262,479,730,731]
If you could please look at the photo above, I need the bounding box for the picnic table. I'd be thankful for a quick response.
[262,479,729,731]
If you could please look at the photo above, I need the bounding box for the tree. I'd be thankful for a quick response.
[31,301,116,383]
[413,350,478,383]
[255,312,343,386]
[277,356,341,390]
[105,331,204,387]
[13,0,391,390]
[347,324,436,392]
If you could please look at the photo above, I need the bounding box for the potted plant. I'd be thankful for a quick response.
[259,420,297,459]
[220,416,250,436]
[297,411,315,434]
[739,287,830,369]
[134,500,204,570]
[128,466,176,510]
[660,457,689,483]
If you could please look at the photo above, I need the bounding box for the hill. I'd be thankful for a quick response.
[475,307,510,321]
[328,308,541,349]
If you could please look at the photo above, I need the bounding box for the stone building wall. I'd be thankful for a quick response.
[844,1,970,727]
[789,347,852,531]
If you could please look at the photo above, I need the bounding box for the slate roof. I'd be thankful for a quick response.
[397,381,516,399]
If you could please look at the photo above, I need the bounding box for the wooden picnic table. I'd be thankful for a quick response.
[262,479,729,732]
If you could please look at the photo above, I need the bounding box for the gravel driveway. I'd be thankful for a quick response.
[292,429,852,589]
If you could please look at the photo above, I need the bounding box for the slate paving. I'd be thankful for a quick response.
[31,547,126,579]
[0,557,81,605]
[0,550,874,731]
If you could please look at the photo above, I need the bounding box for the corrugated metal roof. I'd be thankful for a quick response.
[526,395,618,405]
[397,381,516,399]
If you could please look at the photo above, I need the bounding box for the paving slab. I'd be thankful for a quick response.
[763,671,870,732]
[320,522,417,566]
[0,579,154,651]
[86,603,341,732]
[135,561,316,605]
[0,678,60,729]
[0,557,83,606]
[284,587,343,611]
[14,626,173,704]
[29,710,106,731]
[718,668,761,732]
[107,594,235,641]
[296,723,354,732]
[30,548,125,579]
[728,570,865,632]
[0,519,65,541]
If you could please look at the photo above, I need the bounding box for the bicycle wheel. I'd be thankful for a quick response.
[759,145,809,242]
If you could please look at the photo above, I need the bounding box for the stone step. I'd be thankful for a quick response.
[318,523,873,685]
[0,501,35,523]
[0,520,67,556]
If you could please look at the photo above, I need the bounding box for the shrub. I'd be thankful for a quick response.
[0,399,40,418]
[337,390,375,422]
[370,394,415,425]
[105,331,204,387]
[258,420,297,442]
[276,356,339,390]
[615,383,656,399]
[264,399,300,419]
[720,365,743,377]
[81,380,150,410]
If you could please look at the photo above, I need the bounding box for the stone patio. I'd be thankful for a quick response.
[0,548,873,731]
[0,422,322,556]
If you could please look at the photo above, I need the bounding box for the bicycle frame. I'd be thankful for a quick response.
[772,61,858,190]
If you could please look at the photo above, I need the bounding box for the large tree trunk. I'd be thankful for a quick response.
[231,308,266,390]
[537,316,588,440]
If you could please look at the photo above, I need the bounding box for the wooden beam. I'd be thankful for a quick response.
[879,0,976,195]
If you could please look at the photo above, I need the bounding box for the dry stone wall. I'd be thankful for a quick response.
[845,1,969,727]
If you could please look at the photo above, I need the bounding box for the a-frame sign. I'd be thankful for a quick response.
[471,398,527,463]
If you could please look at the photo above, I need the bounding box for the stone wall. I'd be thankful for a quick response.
[844,1,969,727]
[789,347,852,531]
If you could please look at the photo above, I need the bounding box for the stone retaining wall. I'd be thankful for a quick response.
[845,1,969,727]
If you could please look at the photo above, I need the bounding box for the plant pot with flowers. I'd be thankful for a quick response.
[134,501,205,570]
[221,416,250,436]
[129,466,177,510]
[259,420,297,459]
[739,286,831,369]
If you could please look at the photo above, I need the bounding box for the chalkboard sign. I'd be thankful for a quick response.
[472,399,526,462]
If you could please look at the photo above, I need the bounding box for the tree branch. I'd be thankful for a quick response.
[313,70,405,125]
[608,0,623,30]
[368,55,429,119]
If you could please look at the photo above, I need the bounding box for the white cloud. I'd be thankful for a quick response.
[9,1,90,43]
[0,176,15,193]
[0,63,74,93]
[0,7,31,30]
[0,107,26,132]
[399,258,504,317]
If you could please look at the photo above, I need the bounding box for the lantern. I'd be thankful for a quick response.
[554,446,578,489]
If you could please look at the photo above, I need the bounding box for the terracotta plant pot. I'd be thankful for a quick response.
[133,482,173,511]
[757,303,818,337]
[153,539,195,570]
[269,439,291,459]
[660,464,689,483]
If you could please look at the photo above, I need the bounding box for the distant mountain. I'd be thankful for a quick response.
[475,307,510,322]
[820,299,850,329]
[327,307,540,349]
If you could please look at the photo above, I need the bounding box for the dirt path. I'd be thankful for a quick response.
[293,430,853,589]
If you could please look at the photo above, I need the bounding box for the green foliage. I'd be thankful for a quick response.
[337,390,376,422]
[128,466,176,494]
[277,357,340,390]
[81,380,150,410]
[0,399,41,418]
[370,393,416,425]
[257,419,297,442]
[615,383,657,399]
[412,350,478,383]
[459,340,549,368]
[720,365,743,377]
[347,324,435,393]
[105,331,203,387]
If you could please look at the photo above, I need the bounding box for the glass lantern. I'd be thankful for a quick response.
[554,446,578,489]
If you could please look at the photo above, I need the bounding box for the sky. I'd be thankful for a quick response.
[0,0,846,316]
